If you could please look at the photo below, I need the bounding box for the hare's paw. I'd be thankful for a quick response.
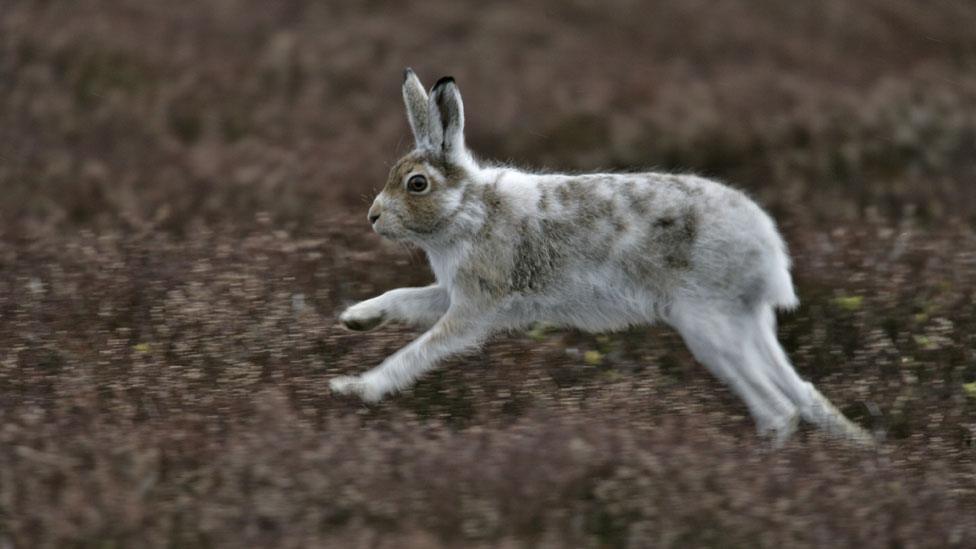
[759,411,801,449]
[339,301,385,331]
[329,375,364,395]
[329,374,386,403]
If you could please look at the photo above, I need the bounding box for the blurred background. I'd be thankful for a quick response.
[1,1,975,546]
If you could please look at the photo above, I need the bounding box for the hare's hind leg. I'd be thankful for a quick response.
[669,302,799,443]
[750,307,875,445]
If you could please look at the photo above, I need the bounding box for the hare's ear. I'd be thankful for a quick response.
[402,68,439,149]
[428,76,465,161]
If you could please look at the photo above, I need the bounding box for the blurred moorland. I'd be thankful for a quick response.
[1,0,976,547]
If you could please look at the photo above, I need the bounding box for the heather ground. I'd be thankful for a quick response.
[1,1,975,547]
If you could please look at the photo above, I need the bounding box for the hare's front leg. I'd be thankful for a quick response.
[330,307,492,402]
[339,284,449,331]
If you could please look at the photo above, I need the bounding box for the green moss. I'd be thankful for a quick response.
[833,295,864,311]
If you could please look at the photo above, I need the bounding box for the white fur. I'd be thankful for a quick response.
[330,71,873,446]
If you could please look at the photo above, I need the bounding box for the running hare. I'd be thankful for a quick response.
[331,69,873,445]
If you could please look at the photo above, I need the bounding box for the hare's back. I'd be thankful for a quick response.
[613,173,795,307]
[475,171,794,310]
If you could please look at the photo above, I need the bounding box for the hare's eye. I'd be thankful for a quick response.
[406,174,429,194]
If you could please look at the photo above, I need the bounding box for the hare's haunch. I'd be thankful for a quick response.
[330,69,873,445]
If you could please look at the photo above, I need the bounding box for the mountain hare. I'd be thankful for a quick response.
[330,69,873,445]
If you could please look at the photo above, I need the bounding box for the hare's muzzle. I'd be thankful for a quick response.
[367,201,382,225]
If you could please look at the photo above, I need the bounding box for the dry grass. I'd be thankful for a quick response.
[1,1,975,547]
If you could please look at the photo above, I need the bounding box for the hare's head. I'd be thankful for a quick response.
[368,69,476,244]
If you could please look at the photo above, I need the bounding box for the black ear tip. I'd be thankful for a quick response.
[403,67,415,82]
[433,76,456,89]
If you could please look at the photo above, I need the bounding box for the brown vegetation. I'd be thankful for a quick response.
[1,0,975,546]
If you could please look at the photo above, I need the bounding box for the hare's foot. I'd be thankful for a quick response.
[339,301,385,331]
[329,374,385,402]
[759,411,801,448]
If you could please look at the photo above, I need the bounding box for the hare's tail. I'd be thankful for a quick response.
[767,263,800,311]
[764,238,800,311]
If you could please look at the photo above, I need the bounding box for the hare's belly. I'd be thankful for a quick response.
[500,272,663,332]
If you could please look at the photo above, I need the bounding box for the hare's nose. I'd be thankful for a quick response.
[367,198,383,225]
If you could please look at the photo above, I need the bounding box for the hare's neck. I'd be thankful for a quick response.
[418,167,512,287]
[472,167,563,223]
[423,166,550,288]
[425,242,468,289]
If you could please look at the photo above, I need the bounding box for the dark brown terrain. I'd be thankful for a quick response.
[1,1,975,546]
